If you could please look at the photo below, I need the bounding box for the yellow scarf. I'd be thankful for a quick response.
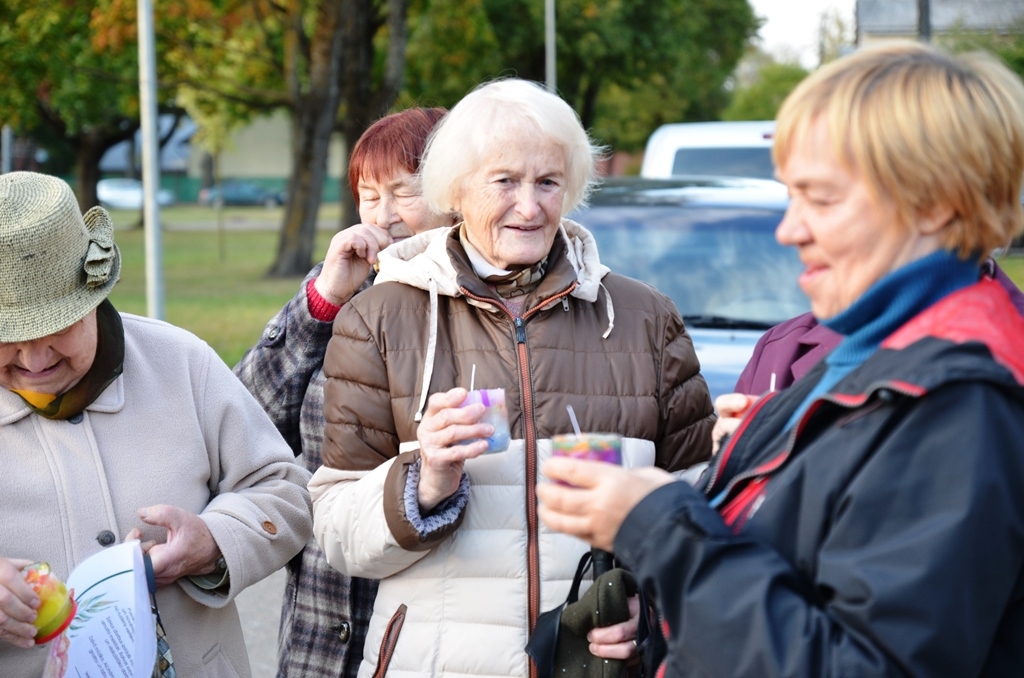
[9,300,124,420]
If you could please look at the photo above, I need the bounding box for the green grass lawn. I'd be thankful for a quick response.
[107,226,333,367]
[997,253,1024,287]
[160,202,344,225]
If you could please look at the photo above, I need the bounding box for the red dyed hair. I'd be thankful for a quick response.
[348,107,447,207]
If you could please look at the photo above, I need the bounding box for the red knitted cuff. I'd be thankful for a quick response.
[306,277,343,322]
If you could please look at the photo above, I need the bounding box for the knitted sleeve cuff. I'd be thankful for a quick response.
[306,277,343,322]
[403,459,470,540]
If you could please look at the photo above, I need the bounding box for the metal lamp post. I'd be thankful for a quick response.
[545,0,556,92]
[137,0,164,319]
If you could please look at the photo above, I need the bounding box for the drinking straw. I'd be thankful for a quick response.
[769,372,776,392]
[566,405,582,437]
[470,364,476,391]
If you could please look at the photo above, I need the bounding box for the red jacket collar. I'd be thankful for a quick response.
[882,278,1024,384]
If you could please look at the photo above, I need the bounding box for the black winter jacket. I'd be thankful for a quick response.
[616,279,1024,677]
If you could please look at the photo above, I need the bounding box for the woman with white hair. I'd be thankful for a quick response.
[309,79,715,677]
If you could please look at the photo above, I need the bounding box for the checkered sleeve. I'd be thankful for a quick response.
[233,263,333,455]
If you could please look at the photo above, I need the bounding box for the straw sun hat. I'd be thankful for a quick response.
[0,171,121,343]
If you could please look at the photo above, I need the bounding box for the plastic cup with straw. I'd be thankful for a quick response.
[551,405,622,465]
[458,364,511,453]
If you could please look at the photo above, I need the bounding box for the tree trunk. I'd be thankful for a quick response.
[35,100,139,213]
[579,78,601,131]
[268,0,346,277]
[200,152,215,189]
[74,133,111,211]
[337,0,408,231]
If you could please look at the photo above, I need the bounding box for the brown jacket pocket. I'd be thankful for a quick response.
[372,604,408,678]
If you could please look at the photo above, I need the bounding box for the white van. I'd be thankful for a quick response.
[640,120,778,181]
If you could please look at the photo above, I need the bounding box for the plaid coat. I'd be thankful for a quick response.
[234,264,378,678]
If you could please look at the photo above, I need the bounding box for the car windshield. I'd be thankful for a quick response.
[573,203,810,328]
[671,148,776,181]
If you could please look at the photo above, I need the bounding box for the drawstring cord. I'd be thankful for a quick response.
[414,277,439,422]
[599,282,615,338]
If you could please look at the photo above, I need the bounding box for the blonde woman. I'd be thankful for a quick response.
[540,42,1024,677]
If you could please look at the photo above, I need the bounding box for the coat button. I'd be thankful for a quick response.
[337,621,351,643]
[267,327,279,340]
[96,530,116,547]
[68,413,84,424]
[261,521,278,535]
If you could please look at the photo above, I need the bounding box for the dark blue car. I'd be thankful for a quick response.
[569,177,809,400]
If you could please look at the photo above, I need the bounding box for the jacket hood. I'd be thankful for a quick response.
[374,219,610,303]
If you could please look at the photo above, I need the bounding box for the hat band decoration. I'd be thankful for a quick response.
[83,206,116,289]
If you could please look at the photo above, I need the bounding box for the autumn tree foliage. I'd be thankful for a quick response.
[0,0,179,209]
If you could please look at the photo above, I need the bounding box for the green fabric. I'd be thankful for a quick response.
[555,568,637,678]
[12,300,124,420]
[187,559,230,592]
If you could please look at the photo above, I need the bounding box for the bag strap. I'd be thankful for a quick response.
[144,553,157,596]
[565,550,593,605]
[144,554,176,678]
[591,548,615,577]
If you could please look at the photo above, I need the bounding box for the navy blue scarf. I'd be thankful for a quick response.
[784,249,979,429]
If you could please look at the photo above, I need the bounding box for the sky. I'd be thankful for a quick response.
[748,0,857,68]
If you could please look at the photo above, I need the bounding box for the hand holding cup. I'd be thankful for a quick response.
[416,388,495,512]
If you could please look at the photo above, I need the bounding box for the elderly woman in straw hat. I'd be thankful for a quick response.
[539,42,1024,676]
[0,172,312,676]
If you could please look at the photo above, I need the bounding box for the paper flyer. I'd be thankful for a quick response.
[41,540,156,678]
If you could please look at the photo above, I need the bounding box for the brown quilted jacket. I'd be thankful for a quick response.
[322,221,713,474]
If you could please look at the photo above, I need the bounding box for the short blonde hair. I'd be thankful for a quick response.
[774,41,1024,258]
[420,79,601,216]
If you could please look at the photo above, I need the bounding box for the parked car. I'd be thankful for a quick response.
[198,180,286,208]
[640,120,778,182]
[96,178,175,210]
[569,177,808,399]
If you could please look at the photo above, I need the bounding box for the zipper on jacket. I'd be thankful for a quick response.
[509,285,575,645]
[703,391,779,494]
[513,314,542,664]
[460,284,575,678]
[708,380,924,509]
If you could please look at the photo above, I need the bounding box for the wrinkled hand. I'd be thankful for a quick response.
[314,224,394,306]
[538,459,674,551]
[0,557,39,649]
[132,505,221,587]
[711,393,758,456]
[416,387,492,512]
[589,594,641,661]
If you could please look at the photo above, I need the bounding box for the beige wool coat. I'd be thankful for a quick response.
[311,222,715,678]
[0,313,312,677]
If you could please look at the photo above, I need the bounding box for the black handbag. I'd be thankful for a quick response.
[526,549,655,678]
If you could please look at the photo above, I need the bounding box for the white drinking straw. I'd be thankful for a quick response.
[566,404,582,437]
[769,372,776,392]
[470,364,476,391]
